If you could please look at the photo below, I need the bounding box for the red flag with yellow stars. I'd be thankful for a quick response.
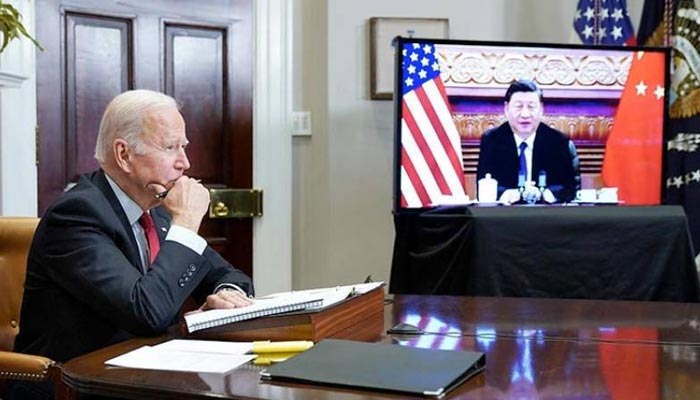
[601,51,666,204]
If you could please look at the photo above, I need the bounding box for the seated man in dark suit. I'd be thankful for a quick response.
[476,79,580,204]
[8,90,253,400]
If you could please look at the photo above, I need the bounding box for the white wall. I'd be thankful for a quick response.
[291,0,645,290]
[0,0,37,217]
[292,0,331,288]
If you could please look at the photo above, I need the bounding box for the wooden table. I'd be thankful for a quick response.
[61,295,700,399]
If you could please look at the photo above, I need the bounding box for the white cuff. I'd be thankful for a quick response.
[165,224,207,255]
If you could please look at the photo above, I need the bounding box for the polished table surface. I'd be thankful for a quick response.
[391,205,700,301]
[62,295,700,399]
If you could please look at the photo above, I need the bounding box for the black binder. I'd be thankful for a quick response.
[260,339,485,397]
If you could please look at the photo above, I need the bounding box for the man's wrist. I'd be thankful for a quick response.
[166,225,207,255]
[213,283,253,298]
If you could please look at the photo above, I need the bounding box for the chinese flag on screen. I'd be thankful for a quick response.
[601,51,666,204]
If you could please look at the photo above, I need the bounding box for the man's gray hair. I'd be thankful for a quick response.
[94,89,178,163]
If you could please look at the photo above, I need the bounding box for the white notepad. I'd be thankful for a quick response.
[184,292,323,333]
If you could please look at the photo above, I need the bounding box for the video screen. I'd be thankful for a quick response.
[393,38,669,210]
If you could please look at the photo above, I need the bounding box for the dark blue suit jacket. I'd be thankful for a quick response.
[476,122,580,202]
[14,170,253,362]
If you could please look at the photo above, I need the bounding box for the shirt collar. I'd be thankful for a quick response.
[513,131,537,148]
[104,173,145,226]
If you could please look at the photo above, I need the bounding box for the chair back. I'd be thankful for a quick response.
[0,217,39,352]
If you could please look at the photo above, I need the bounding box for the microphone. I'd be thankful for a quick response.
[537,171,547,204]
[515,171,526,204]
[537,171,547,191]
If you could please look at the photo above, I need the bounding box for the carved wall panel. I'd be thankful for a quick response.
[437,45,632,95]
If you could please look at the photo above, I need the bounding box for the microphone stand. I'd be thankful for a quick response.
[536,171,547,204]
[513,172,527,205]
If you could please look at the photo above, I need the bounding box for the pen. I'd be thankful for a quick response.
[153,179,202,199]
[252,340,314,354]
[253,351,301,365]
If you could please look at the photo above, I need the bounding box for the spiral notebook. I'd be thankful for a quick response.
[185,293,323,333]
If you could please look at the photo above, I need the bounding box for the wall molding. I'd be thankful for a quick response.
[0,71,28,88]
[253,0,293,295]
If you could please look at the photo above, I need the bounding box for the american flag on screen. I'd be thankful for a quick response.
[399,42,466,208]
[574,0,636,45]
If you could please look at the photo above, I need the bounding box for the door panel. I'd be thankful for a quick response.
[36,0,253,276]
[66,13,132,181]
[165,24,225,182]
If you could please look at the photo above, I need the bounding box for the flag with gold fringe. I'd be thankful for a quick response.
[640,0,700,254]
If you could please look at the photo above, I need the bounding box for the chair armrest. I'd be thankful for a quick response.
[0,350,56,381]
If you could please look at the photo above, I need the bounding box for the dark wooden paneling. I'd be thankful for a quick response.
[164,24,227,258]
[164,24,224,183]
[66,13,132,182]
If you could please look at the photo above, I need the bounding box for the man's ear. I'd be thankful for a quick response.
[113,138,133,173]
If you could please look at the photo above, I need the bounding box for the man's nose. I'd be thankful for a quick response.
[176,148,190,170]
[520,108,532,117]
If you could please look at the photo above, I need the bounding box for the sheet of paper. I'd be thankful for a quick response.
[153,339,252,355]
[307,281,384,310]
[257,281,384,310]
[105,345,255,374]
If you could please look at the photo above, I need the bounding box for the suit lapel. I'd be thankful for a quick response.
[501,127,520,179]
[532,124,546,177]
[90,170,143,272]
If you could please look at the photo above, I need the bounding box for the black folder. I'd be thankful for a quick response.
[260,339,485,397]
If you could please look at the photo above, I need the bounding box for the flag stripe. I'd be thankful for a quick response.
[401,146,431,206]
[399,166,422,207]
[402,100,451,195]
[404,90,461,194]
[423,79,465,180]
[401,118,442,203]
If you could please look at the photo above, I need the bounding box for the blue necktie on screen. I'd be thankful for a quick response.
[519,142,528,180]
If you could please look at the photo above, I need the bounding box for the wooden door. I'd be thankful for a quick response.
[35,0,254,277]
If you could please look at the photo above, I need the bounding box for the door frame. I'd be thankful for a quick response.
[252,0,292,296]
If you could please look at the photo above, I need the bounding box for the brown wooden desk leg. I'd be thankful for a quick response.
[54,368,76,400]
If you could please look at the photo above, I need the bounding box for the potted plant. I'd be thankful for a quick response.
[0,1,41,52]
